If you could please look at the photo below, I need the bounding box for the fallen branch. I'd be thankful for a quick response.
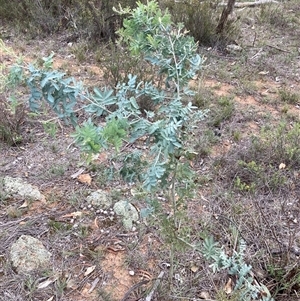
[145,271,165,301]
[121,279,150,301]
[219,0,278,8]
[266,44,291,53]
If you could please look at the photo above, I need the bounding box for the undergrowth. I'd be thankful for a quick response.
[214,120,300,196]
[1,1,299,300]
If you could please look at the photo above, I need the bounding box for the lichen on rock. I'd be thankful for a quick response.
[10,235,52,274]
[3,176,45,201]
[113,200,139,231]
[86,189,112,209]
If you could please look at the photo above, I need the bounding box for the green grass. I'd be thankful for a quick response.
[279,88,299,104]
[209,96,235,128]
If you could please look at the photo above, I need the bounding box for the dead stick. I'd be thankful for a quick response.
[219,0,278,7]
[145,271,165,301]
[121,279,150,301]
[266,44,291,53]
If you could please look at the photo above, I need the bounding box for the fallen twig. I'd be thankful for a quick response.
[249,48,263,60]
[145,271,165,301]
[219,0,278,8]
[266,44,291,53]
[88,277,100,293]
[121,279,150,301]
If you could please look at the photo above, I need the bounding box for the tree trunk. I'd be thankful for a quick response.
[216,0,236,34]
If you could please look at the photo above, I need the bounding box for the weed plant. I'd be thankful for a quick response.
[218,120,300,196]
[208,96,235,128]
[0,97,25,145]
[259,3,293,29]
[0,42,26,145]
[278,88,299,104]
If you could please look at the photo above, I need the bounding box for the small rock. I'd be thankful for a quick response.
[3,176,45,201]
[10,235,51,274]
[86,189,112,209]
[226,44,242,54]
[128,270,135,276]
[113,200,139,231]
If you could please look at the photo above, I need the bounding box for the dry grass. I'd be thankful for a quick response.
[0,1,300,300]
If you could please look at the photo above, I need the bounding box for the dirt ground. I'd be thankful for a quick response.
[1,1,300,301]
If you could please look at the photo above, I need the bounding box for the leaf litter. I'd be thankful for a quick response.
[1,4,300,299]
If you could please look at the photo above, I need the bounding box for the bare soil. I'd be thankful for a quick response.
[1,1,300,300]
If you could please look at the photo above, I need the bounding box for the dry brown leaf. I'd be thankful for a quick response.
[70,168,85,179]
[224,278,233,294]
[37,274,59,289]
[81,283,92,296]
[199,291,211,299]
[190,264,199,273]
[258,71,269,75]
[61,211,83,218]
[77,173,92,185]
[66,278,78,290]
[96,152,108,164]
[37,279,53,289]
[94,245,105,252]
[93,216,99,229]
[107,245,126,252]
[19,200,28,208]
[40,195,47,203]
[84,265,96,276]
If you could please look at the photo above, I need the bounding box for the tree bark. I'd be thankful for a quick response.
[216,0,236,34]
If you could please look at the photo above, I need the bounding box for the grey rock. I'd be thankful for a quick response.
[86,189,112,209]
[3,176,44,201]
[226,44,242,54]
[10,235,51,274]
[113,200,139,231]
